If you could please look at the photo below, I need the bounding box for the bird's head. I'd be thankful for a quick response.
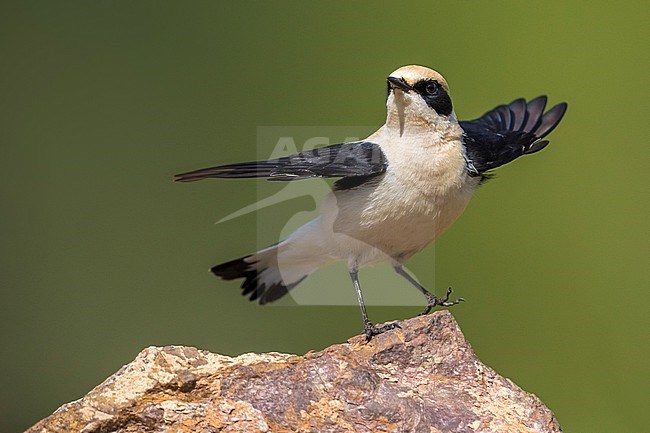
[386,65,455,131]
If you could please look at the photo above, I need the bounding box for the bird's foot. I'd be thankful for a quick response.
[418,287,464,316]
[363,321,401,342]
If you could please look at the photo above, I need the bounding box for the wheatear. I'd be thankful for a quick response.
[176,65,567,340]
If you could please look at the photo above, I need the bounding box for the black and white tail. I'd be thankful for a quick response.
[210,242,313,305]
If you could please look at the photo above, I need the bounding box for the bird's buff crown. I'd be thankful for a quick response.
[389,65,450,94]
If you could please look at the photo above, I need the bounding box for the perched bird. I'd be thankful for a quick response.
[175,65,567,340]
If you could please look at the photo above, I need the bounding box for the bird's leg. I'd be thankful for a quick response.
[393,265,464,316]
[349,270,400,341]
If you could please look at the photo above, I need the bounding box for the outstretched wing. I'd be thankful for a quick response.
[460,96,567,174]
[174,141,387,186]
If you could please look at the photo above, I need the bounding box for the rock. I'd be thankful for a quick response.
[26,311,562,433]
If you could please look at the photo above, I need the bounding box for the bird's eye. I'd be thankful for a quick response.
[425,82,438,95]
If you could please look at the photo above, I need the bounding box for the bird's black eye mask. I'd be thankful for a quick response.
[412,79,453,117]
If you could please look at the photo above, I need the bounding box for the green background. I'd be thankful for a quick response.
[1,1,647,432]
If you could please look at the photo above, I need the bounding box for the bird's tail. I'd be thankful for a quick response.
[211,242,314,305]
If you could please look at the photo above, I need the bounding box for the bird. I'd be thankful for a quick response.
[175,65,567,341]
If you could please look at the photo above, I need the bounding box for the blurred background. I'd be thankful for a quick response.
[1,1,647,432]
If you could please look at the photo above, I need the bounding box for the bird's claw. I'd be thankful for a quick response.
[363,322,401,342]
[418,287,464,316]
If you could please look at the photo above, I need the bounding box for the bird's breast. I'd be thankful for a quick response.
[326,135,479,260]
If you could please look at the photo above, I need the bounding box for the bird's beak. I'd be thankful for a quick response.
[387,76,413,92]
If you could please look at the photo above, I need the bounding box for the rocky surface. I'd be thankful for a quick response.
[26,311,561,433]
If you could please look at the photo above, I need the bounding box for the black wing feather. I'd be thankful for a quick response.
[509,98,528,131]
[522,96,547,132]
[175,141,388,186]
[460,96,567,174]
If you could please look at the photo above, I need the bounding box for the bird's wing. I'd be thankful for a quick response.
[174,141,388,187]
[459,96,567,174]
